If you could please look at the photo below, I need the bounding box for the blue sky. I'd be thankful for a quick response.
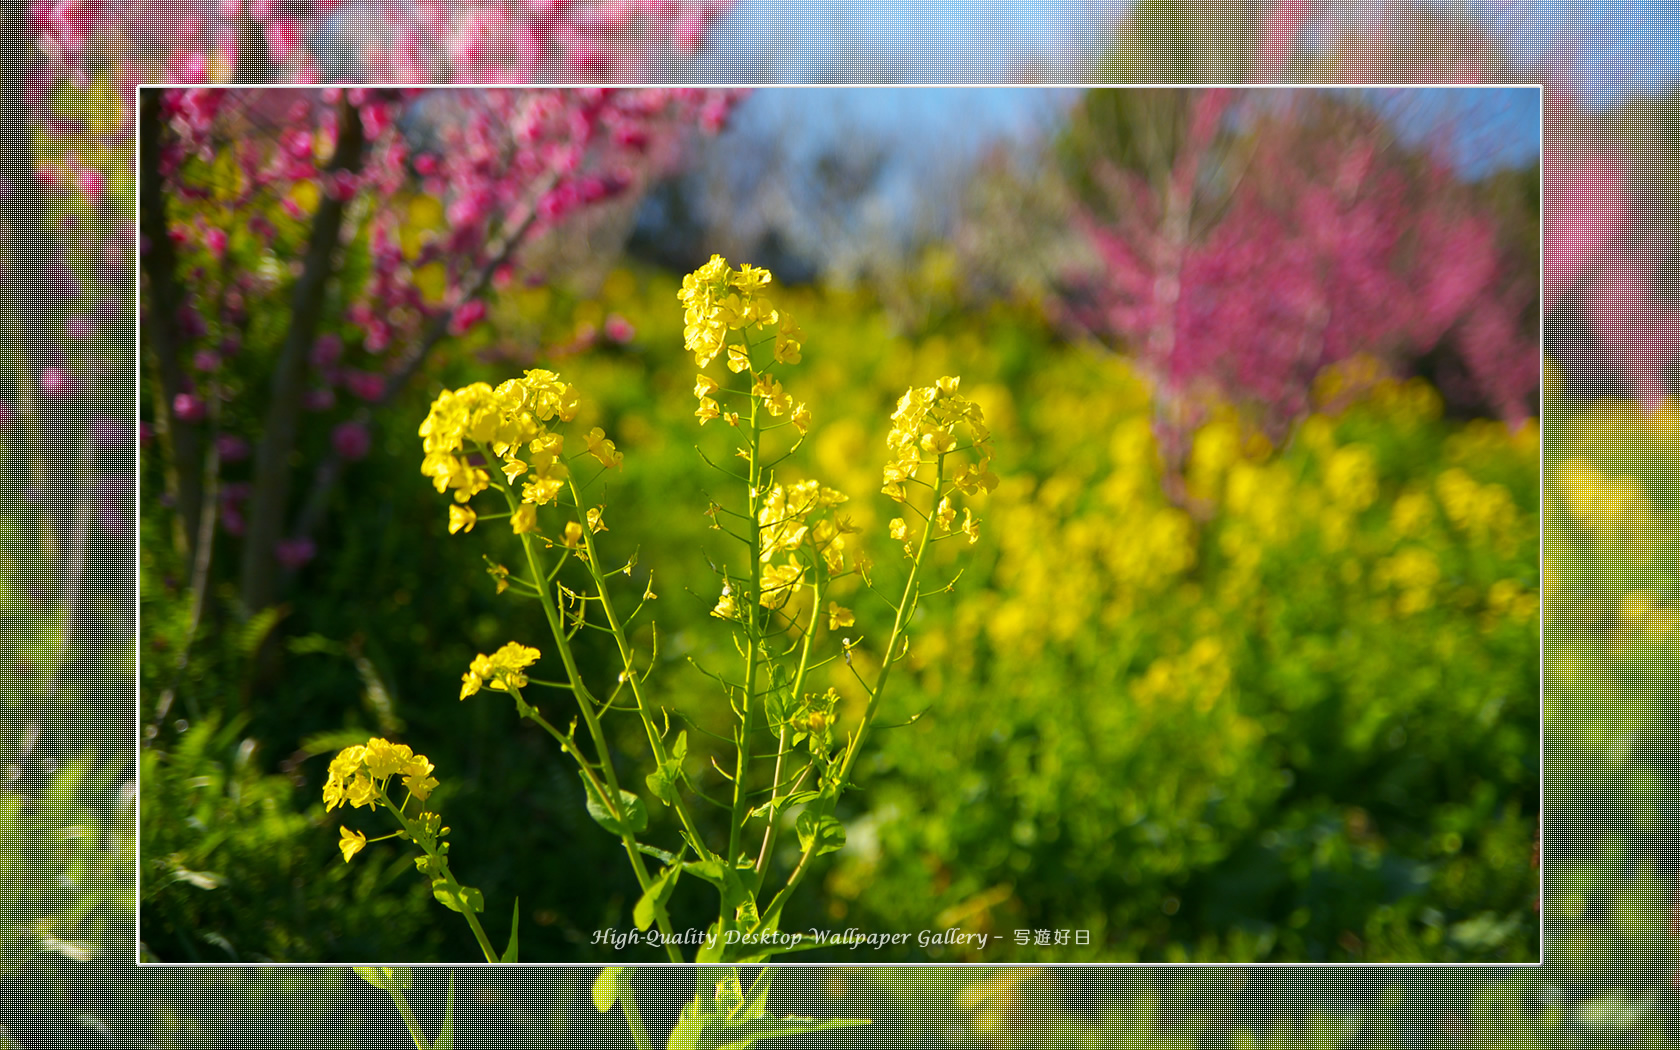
[688,0,1670,187]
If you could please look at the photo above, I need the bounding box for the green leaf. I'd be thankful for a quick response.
[748,790,822,820]
[795,812,846,857]
[502,898,520,963]
[645,765,677,806]
[238,606,284,658]
[592,967,628,1013]
[667,1000,708,1050]
[646,732,689,806]
[434,973,456,1050]
[636,842,681,866]
[580,774,648,835]
[299,728,370,757]
[742,967,777,1019]
[633,865,681,932]
[353,966,412,992]
[712,970,745,1014]
[667,1008,870,1050]
[694,922,728,964]
[682,858,727,887]
[431,880,484,914]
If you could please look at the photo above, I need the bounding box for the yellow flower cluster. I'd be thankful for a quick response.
[459,641,541,700]
[709,481,862,618]
[758,480,853,567]
[680,255,810,434]
[882,376,997,550]
[420,369,617,539]
[678,253,803,370]
[759,562,805,610]
[323,737,441,861]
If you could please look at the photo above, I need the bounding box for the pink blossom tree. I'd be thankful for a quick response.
[141,83,738,615]
[1030,0,1675,492]
[1,8,738,707]
[44,4,742,616]
[1057,86,1538,483]
[32,1,728,84]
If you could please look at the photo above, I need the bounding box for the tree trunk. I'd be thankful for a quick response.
[138,89,207,564]
[238,94,365,614]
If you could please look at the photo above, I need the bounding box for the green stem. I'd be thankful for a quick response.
[501,484,684,962]
[376,783,498,963]
[755,462,947,939]
[833,457,945,791]
[754,838,818,939]
[616,977,655,1050]
[383,987,432,1050]
[727,386,766,875]
[753,568,824,884]
[567,475,715,864]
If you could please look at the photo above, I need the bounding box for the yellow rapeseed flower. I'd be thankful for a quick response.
[760,562,805,609]
[338,826,367,863]
[402,755,439,802]
[711,581,737,620]
[562,521,586,549]
[522,475,563,506]
[585,427,623,469]
[364,738,416,779]
[460,642,541,699]
[678,254,799,372]
[420,371,587,527]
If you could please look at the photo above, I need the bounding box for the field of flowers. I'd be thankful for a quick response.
[132,263,1541,966]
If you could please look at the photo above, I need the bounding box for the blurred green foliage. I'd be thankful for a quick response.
[814,359,1539,962]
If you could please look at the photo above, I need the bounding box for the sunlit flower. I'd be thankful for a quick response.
[461,641,541,699]
[935,497,956,533]
[522,475,563,506]
[364,738,416,779]
[402,756,439,802]
[338,826,367,863]
[562,520,586,549]
[711,581,737,620]
[585,427,623,469]
[759,562,804,608]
